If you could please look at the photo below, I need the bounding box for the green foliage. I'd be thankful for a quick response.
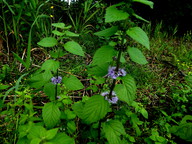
[37,37,58,47]
[170,115,192,142]
[94,26,118,37]
[64,41,85,57]
[115,75,137,105]
[102,120,126,144]
[63,75,84,90]
[126,27,150,49]
[42,102,61,129]
[105,3,129,23]
[8,1,192,144]
[73,95,110,124]
[92,45,116,65]
[128,47,148,64]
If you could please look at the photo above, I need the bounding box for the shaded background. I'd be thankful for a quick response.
[133,0,192,36]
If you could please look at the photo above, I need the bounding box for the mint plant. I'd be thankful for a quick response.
[15,0,154,143]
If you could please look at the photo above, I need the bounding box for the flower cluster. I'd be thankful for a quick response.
[51,76,62,85]
[107,66,126,79]
[101,91,118,104]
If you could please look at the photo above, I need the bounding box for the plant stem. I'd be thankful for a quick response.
[54,69,59,100]
[109,32,126,99]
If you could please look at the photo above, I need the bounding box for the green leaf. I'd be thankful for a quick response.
[114,75,136,105]
[133,13,150,23]
[30,138,41,144]
[27,125,46,139]
[0,84,9,90]
[92,45,116,65]
[170,115,192,142]
[50,49,65,58]
[52,30,65,36]
[12,52,27,68]
[81,95,110,124]
[65,31,79,37]
[64,109,76,120]
[140,108,148,119]
[41,60,60,73]
[37,37,58,47]
[72,102,84,118]
[64,41,84,57]
[52,23,65,29]
[133,0,154,9]
[46,128,59,140]
[126,27,150,49]
[63,75,84,90]
[67,121,76,134]
[88,63,109,77]
[127,47,148,64]
[170,123,192,142]
[105,5,129,23]
[42,102,61,129]
[94,26,118,37]
[49,133,75,144]
[130,113,142,136]
[29,71,53,88]
[43,83,59,101]
[180,115,192,124]
[102,120,126,144]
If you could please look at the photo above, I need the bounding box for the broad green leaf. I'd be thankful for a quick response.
[29,71,53,88]
[126,134,135,142]
[170,123,192,142]
[88,63,109,77]
[72,102,84,118]
[114,75,136,105]
[64,41,84,57]
[52,23,65,29]
[170,115,192,142]
[37,37,58,47]
[94,26,118,37]
[41,59,60,73]
[133,0,154,9]
[65,31,79,37]
[126,27,150,49]
[30,138,41,144]
[105,5,129,23]
[64,109,76,120]
[43,83,60,101]
[102,120,126,144]
[127,47,148,64]
[67,121,76,134]
[52,30,65,36]
[42,102,61,129]
[63,75,84,90]
[92,45,116,65]
[81,95,110,124]
[49,133,75,144]
[140,108,148,119]
[17,137,30,144]
[27,125,46,139]
[46,128,59,140]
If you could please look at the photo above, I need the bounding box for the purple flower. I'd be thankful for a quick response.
[51,76,62,85]
[101,91,118,104]
[107,66,126,79]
